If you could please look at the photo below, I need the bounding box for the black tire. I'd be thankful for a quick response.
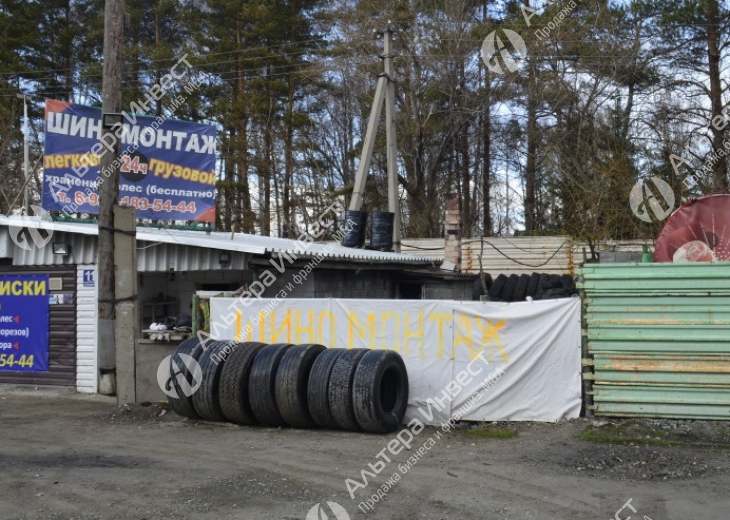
[541,287,571,299]
[560,274,575,290]
[483,273,493,291]
[249,343,295,426]
[192,340,230,421]
[471,273,493,300]
[218,342,267,425]
[308,348,347,429]
[500,274,520,302]
[549,274,562,286]
[526,272,540,298]
[488,274,508,300]
[536,273,551,290]
[328,348,368,431]
[536,273,559,299]
[275,344,327,428]
[167,338,204,419]
[472,277,483,300]
[352,350,409,434]
[511,274,531,302]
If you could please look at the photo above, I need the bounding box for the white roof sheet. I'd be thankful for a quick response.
[0,215,433,265]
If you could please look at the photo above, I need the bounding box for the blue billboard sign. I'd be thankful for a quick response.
[0,275,50,372]
[42,99,217,222]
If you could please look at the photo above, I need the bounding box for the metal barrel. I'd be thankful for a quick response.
[370,211,394,251]
[341,210,368,248]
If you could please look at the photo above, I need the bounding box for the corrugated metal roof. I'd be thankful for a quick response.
[0,216,433,265]
[401,236,575,276]
[1,229,97,266]
[136,243,248,272]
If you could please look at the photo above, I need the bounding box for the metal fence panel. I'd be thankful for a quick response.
[579,262,730,420]
[401,236,575,276]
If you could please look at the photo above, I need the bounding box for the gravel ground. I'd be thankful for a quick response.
[0,387,729,520]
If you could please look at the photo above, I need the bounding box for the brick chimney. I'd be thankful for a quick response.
[442,193,461,271]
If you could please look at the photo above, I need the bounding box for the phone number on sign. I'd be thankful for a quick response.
[74,193,198,214]
[0,354,35,368]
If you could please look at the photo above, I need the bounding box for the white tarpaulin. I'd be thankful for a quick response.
[208,297,581,424]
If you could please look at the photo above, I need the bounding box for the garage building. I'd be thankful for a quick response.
[0,215,436,394]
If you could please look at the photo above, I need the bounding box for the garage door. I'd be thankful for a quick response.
[0,266,77,386]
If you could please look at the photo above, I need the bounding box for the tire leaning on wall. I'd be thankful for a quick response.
[535,273,558,299]
[307,348,347,429]
[511,274,531,302]
[275,344,327,428]
[471,273,493,300]
[248,343,296,427]
[328,348,369,431]
[488,274,508,300]
[167,338,205,419]
[500,274,520,302]
[192,340,231,421]
[352,350,409,434]
[218,342,267,425]
[526,272,541,299]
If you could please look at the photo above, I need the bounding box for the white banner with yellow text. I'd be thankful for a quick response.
[209,297,581,424]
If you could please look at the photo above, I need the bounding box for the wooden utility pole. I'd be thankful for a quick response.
[97,0,124,386]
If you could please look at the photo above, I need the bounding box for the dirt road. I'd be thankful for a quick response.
[0,388,728,520]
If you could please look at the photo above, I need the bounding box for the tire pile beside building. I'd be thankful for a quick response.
[472,272,577,302]
[165,340,409,434]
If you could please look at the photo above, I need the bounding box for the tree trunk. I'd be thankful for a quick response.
[482,67,493,237]
[223,129,234,230]
[459,60,470,236]
[525,54,538,234]
[481,4,493,237]
[262,117,272,236]
[283,74,295,237]
[154,9,162,118]
[706,0,728,191]
[460,119,470,235]
[63,0,72,101]
[235,21,253,233]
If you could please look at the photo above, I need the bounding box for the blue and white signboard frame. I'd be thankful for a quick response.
[42,99,217,222]
[0,275,50,372]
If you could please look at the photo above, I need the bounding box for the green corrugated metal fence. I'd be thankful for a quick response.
[579,263,730,420]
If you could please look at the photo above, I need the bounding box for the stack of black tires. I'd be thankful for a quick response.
[165,340,409,434]
[472,272,577,302]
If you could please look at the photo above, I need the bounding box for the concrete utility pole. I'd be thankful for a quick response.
[348,63,387,213]
[97,0,124,392]
[114,206,137,403]
[16,94,30,214]
[383,28,401,253]
[348,25,402,252]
